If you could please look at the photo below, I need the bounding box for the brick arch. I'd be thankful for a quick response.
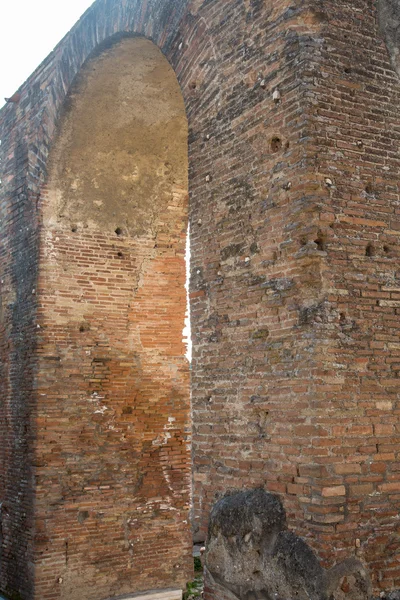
[0,3,219,598]
[25,0,217,173]
[1,0,400,598]
[36,34,191,600]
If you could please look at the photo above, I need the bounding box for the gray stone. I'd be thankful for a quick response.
[205,489,372,600]
[379,593,400,600]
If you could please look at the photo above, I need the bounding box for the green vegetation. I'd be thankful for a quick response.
[183,557,203,600]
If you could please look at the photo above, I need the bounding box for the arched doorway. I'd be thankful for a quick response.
[37,36,191,599]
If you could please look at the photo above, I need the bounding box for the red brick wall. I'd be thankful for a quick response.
[189,0,399,592]
[301,0,400,590]
[190,0,400,592]
[0,4,194,599]
[189,0,325,536]
[0,0,399,598]
[34,36,191,600]
[0,133,38,599]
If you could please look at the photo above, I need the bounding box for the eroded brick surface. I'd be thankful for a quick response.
[0,0,399,598]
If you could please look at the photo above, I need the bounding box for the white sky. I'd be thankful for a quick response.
[0,0,95,109]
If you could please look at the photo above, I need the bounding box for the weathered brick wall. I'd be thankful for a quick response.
[189,0,400,593]
[189,0,331,543]
[0,105,38,600]
[300,0,400,590]
[0,0,399,598]
[32,36,191,600]
[191,0,400,593]
[0,2,194,599]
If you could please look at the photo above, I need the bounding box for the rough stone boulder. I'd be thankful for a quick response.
[204,489,372,600]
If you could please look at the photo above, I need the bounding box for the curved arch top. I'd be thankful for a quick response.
[46,36,188,236]
[34,34,191,600]
[0,0,211,185]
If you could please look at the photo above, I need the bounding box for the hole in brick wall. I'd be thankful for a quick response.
[115,227,123,236]
[71,225,78,233]
[344,67,351,74]
[117,251,123,258]
[365,182,374,195]
[190,81,197,90]
[78,511,89,524]
[270,136,283,153]
[340,312,346,323]
[314,237,326,251]
[365,243,375,257]
[383,245,390,255]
